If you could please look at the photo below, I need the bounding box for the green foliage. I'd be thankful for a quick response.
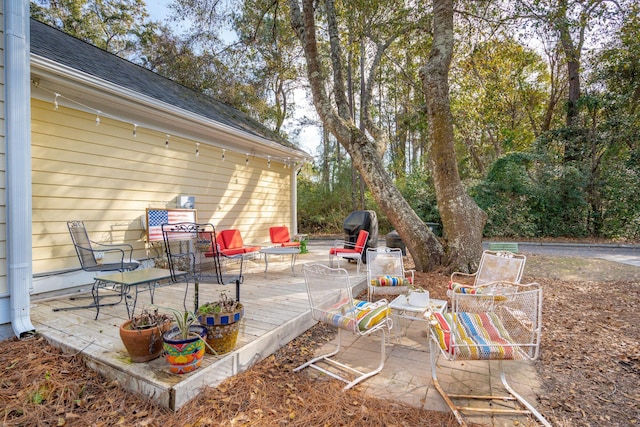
[397,170,440,224]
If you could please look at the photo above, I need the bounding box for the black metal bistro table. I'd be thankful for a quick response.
[90,268,185,319]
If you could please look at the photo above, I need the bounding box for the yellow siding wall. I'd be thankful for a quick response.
[0,4,6,295]
[31,98,292,275]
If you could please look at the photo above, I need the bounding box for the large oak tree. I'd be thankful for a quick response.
[288,0,486,272]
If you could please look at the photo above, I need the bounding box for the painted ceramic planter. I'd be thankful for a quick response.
[119,319,172,363]
[408,290,430,307]
[198,305,244,355]
[162,325,207,374]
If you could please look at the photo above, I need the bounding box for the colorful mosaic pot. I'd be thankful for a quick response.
[162,325,207,374]
[198,306,244,355]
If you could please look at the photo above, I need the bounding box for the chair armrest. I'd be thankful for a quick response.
[89,241,134,265]
[332,239,354,249]
[450,271,476,285]
[404,269,415,283]
[91,241,133,255]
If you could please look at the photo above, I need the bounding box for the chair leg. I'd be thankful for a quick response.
[429,339,468,426]
[294,327,387,390]
[498,361,552,427]
[428,340,552,427]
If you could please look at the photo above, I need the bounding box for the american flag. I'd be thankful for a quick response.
[147,209,196,242]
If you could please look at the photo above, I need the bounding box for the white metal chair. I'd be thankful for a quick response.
[428,281,551,427]
[328,229,369,273]
[448,250,526,299]
[294,263,393,389]
[366,247,415,301]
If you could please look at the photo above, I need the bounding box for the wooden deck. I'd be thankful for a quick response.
[30,247,366,411]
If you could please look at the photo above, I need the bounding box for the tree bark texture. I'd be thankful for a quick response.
[420,0,487,272]
[289,0,444,271]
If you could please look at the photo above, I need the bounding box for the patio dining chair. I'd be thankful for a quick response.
[294,263,393,389]
[427,281,551,427]
[269,226,301,247]
[162,222,243,311]
[53,220,140,314]
[329,229,369,273]
[447,250,526,299]
[366,247,415,301]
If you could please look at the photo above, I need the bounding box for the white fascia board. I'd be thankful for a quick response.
[30,55,311,161]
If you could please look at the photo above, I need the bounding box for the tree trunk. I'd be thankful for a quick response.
[289,0,443,271]
[420,0,487,272]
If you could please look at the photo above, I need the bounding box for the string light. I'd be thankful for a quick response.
[41,88,306,168]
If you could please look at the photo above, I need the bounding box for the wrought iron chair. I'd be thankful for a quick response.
[447,250,526,299]
[67,220,140,273]
[294,263,393,389]
[328,229,369,273]
[54,220,140,315]
[366,247,415,301]
[428,281,551,427]
[162,222,243,311]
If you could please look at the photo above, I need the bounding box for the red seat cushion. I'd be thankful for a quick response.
[220,229,244,249]
[269,226,289,244]
[329,248,359,255]
[221,248,246,256]
[270,226,301,247]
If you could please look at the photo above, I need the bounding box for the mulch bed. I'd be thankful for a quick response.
[1,254,639,426]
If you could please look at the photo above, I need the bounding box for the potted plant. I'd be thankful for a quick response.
[407,285,430,307]
[119,308,172,363]
[160,307,209,374]
[197,292,244,355]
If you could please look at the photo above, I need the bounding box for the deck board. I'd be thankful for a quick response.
[30,249,366,410]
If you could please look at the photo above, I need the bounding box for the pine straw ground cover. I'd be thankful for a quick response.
[1,254,639,427]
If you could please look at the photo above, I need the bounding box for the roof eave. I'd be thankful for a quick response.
[30,55,311,161]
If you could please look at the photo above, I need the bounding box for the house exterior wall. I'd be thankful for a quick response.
[0,1,8,323]
[31,98,293,294]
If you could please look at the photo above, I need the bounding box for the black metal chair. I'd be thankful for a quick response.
[162,222,243,311]
[67,220,140,273]
[53,221,140,316]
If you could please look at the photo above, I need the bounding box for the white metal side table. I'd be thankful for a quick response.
[388,294,448,343]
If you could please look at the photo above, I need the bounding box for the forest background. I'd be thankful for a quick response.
[31,0,640,241]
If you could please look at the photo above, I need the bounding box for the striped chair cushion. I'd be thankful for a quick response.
[317,298,390,332]
[449,282,480,294]
[431,312,522,360]
[371,276,412,287]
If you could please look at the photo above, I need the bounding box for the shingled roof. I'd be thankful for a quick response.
[30,18,297,149]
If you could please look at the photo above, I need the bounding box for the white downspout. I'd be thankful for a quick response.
[5,0,35,337]
[291,161,305,236]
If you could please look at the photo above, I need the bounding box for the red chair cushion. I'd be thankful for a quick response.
[329,248,359,255]
[220,229,244,249]
[269,226,289,244]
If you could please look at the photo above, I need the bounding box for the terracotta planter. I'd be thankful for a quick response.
[119,319,172,363]
[198,305,244,355]
[162,325,207,374]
